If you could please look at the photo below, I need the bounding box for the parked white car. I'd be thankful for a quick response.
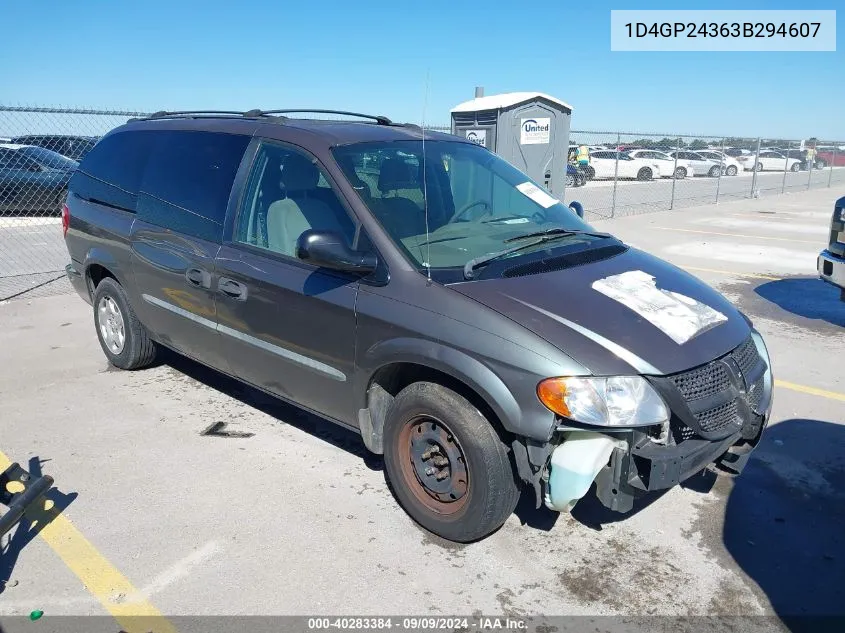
[588,150,662,180]
[666,151,724,177]
[736,150,803,172]
[626,149,695,179]
[694,150,743,176]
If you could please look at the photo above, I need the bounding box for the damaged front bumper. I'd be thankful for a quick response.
[543,330,773,514]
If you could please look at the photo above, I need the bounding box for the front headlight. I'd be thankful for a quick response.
[537,376,670,427]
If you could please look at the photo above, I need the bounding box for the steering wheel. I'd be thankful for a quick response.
[450,200,491,223]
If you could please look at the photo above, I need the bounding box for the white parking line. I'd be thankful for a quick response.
[662,240,818,273]
[691,217,828,235]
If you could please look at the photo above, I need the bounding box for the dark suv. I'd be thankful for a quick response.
[63,110,773,542]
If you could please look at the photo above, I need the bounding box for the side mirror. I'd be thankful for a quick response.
[568,201,585,219]
[296,229,378,274]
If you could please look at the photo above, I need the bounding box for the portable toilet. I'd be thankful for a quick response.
[450,89,572,197]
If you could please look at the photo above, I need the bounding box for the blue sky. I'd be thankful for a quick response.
[1,0,842,139]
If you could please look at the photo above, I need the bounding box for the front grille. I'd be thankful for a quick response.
[670,362,730,402]
[697,400,740,434]
[666,335,768,441]
[732,337,759,378]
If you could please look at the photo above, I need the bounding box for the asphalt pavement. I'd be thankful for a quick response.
[0,186,843,632]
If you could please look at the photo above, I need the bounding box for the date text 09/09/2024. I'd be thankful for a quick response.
[307,617,528,631]
[624,22,821,38]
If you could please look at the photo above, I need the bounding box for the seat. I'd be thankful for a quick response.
[375,159,427,239]
[266,154,347,257]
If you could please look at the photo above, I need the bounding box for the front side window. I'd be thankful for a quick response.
[234,142,355,259]
[332,140,598,274]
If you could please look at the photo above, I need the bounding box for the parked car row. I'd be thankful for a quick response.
[9,135,100,161]
[0,143,79,215]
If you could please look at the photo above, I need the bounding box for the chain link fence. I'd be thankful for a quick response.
[1,105,843,301]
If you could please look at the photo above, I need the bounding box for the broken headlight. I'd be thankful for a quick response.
[537,376,670,427]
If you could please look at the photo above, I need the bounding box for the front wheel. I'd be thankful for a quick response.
[674,167,687,179]
[584,166,595,181]
[725,165,738,176]
[790,162,801,172]
[636,167,653,181]
[566,173,575,187]
[383,382,520,543]
[708,165,722,177]
[816,160,827,169]
[754,162,764,172]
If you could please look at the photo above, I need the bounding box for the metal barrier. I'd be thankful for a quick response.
[1,105,843,300]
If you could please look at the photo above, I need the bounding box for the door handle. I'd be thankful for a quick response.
[218,277,247,301]
[185,267,211,288]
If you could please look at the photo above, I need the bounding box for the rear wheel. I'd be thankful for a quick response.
[790,162,801,172]
[584,166,595,181]
[708,165,721,177]
[565,174,575,187]
[383,382,520,543]
[725,165,738,176]
[636,167,653,181]
[92,277,157,370]
[674,167,687,179]
[755,162,764,172]
[816,160,827,169]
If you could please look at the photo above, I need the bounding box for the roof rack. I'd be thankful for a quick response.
[130,109,395,125]
[256,110,393,125]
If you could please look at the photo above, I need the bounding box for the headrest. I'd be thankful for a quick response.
[378,158,418,193]
[281,153,319,191]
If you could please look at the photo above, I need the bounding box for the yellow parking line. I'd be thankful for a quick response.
[655,226,819,244]
[775,380,845,402]
[0,450,177,633]
[680,266,781,281]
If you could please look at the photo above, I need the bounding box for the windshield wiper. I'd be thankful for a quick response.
[503,228,611,243]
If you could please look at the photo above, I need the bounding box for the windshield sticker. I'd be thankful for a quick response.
[516,182,560,209]
[592,270,728,345]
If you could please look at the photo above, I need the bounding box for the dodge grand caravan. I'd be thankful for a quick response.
[63,110,773,542]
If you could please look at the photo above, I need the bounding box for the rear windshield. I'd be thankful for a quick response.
[332,140,598,272]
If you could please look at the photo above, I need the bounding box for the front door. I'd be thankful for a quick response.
[215,140,361,426]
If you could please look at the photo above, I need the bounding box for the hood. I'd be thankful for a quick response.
[449,246,750,376]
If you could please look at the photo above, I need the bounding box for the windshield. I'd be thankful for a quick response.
[20,146,79,170]
[332,140,599,272]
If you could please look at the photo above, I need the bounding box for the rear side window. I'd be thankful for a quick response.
[137,130,250,243]
[72,130,158,212]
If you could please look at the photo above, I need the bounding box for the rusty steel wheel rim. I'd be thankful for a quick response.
[397,416,469,515]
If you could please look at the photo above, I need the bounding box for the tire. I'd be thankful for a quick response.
[725,165,738,176]
[383,382,520,543]
[92,277,157,370]
[585,166,595,181]
[708,165,721,178]
[755,162,764,172]
[636,167,652,181]
[674,167,687,179]
[566,174,575,187]
[816,160,826,169]
[790,162,801,172]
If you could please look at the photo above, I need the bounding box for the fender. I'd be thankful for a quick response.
[356,337,524,437]
[83,246,127,293]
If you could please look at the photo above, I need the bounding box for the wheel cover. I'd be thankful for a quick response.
[398,416,469,515]
[98,295,126,354]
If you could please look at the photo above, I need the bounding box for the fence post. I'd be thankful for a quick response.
[750,137,761,198]
[807,144,814,190]
[611,133,620,218]
[781,139,791,194]
[830,149,837,187]
[669,137,680,210]
[715,138,724,204]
